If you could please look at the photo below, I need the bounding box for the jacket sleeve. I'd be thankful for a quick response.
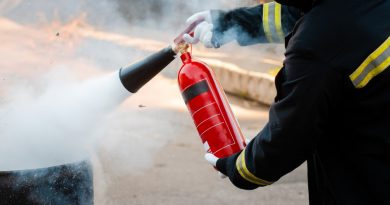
[210,2,302,47]
[215,52,345,190]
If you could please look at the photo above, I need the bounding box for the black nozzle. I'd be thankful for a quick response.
[119,46,176,93]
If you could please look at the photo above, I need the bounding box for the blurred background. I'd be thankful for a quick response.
[0,0,307,204]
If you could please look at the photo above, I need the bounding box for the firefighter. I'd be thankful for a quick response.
[184,0,390,204]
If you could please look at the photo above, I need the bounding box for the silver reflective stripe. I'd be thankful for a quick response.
[267,2,278,42]
[262,2,284,43]
[350,37,390,88]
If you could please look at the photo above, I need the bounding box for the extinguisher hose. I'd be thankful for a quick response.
[174,19,203,45]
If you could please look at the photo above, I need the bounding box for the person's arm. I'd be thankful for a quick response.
[214,51,345,189]
[211,2,302,47]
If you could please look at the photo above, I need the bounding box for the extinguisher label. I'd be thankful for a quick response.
[184,79,237,156]
[196,114,221,128]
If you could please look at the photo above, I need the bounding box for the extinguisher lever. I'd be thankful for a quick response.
[174,18,203,45]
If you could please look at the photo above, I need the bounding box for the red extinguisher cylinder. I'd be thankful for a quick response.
[178,52,246,158]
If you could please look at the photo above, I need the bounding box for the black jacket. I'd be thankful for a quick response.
[214,0,390,204]
[210,2,302,47]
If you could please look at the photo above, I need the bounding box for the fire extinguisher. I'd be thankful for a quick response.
[175,33,246,158]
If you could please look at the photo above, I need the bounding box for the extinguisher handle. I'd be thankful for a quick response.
[174,19,203,45]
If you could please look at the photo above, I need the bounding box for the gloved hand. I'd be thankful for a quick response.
[183,11,214,48]
[204,153,227,178]
[204,138,251,179]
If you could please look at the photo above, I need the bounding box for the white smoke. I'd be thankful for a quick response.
[0,71,129,171]
[0,0,128,30]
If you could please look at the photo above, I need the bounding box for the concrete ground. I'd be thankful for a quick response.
[0,15,308,205]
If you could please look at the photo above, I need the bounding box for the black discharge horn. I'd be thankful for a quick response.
[119,46,176,93]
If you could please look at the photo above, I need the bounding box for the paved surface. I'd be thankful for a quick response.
[0,16,308,205]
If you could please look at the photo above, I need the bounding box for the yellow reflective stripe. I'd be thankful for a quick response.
[262,3,273,42]
[350,37,390,81]
[262,2,284,43]
[235,150,273,186]
[349,36,390,88]
[274,3,284,42]
[357,56,390,88]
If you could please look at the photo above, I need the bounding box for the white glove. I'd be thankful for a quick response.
[183,11,214,48]
[205,153,227,178]
[204,138,251,179]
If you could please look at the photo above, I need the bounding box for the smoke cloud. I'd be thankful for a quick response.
[0,71,129,171]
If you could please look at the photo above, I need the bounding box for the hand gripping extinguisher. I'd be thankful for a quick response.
[175,28,246,158]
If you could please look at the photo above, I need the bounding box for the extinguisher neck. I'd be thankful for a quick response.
[180,52,192,64]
